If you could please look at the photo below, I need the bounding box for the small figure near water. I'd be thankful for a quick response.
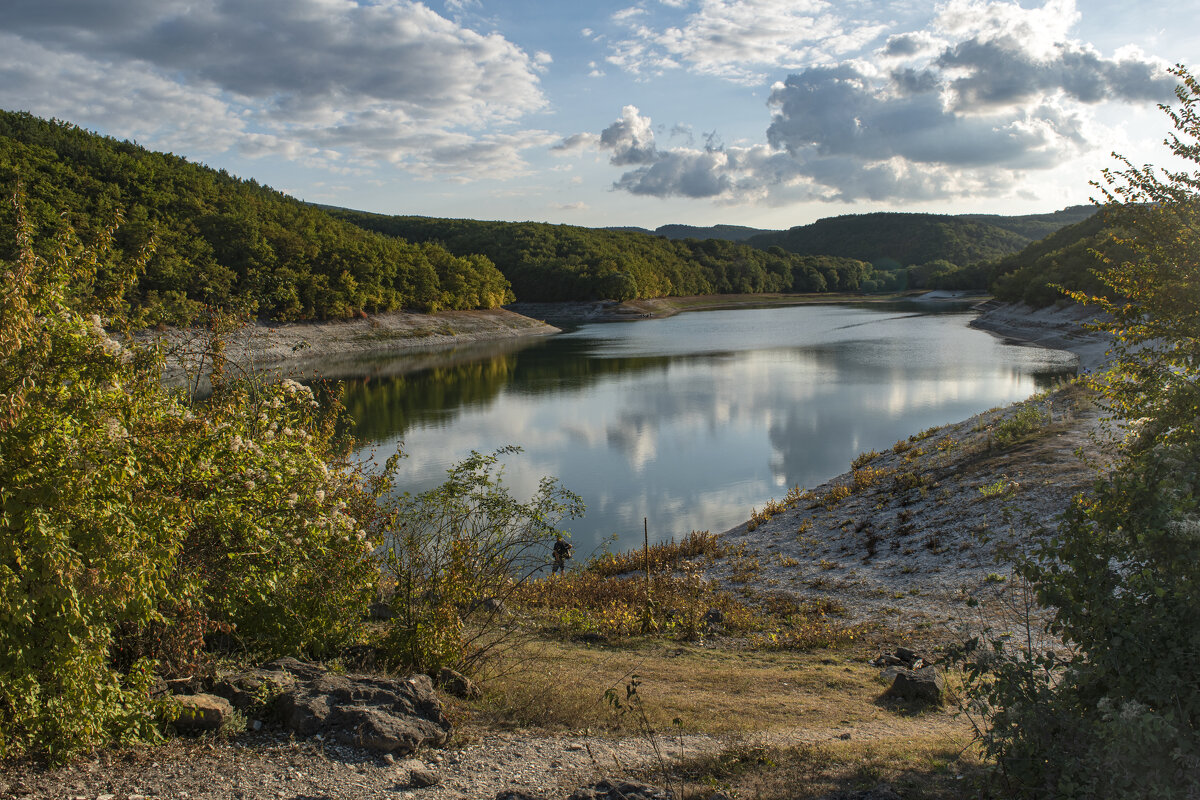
[552,535,573,575]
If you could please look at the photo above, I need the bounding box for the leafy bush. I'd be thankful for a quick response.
[0,194,379,760]
[378,447,583,674]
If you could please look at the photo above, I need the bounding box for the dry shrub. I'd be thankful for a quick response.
[588,530,723,577]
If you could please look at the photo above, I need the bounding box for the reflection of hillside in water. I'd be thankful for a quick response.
[334,336,677,443]
[325,306,1078,551]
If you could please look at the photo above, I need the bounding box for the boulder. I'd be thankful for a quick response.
[885,666,945,706]
[216,659,451,755]
[368,602,395,620]
[170,693,233,732]
[437,667,482,700]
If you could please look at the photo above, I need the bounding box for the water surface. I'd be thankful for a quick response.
[332,304,1075,555]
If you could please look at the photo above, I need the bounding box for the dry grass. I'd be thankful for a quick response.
[588,531,724,577]
[671,734,986,799]
[468,638,963,739]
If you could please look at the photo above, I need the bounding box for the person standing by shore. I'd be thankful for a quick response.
[552,535,572,575]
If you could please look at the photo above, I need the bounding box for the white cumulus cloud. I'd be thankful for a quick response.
[593,0,1175,203]
[0,0,551,180]
[606,0,886,84]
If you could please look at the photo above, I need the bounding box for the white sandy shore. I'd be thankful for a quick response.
[970,299,1113,373]
[136,307,560,385]
[708,298,1115,635]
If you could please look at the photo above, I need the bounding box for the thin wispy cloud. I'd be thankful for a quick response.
[606,0,885,84]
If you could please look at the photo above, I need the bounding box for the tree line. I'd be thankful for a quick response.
[0,111,513,324]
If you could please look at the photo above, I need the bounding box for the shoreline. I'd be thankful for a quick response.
[969,299,1112,373]
[510,289,989,324]
[137,307,560,385]
[709,298,1114,631]
[142,290,1015,384]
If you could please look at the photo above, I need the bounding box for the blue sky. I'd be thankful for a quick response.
[1,0,1196,229]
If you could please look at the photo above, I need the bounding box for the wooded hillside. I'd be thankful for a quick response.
[0,111,513,323]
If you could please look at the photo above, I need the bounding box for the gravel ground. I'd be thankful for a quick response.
[1,728,729,800]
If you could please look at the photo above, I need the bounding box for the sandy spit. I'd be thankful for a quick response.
[135,307,560,385]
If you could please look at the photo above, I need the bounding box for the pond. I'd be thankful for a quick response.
[328,303,1076,557]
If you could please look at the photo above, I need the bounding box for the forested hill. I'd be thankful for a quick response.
[988,210,1127,307]
[328,210,897,301]
[609,223,777,241]
[0,110,513,323]
[745,208,1097,267]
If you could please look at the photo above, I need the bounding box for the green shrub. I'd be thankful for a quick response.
[378,447,583,674]
[0,194,379,760]
[953,66,1200,799]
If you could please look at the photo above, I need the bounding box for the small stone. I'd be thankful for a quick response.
[565,743,585,751]
[409,766,440,788]
[252,719,263,731]
[382,753,396,765]
[838,732,852,740]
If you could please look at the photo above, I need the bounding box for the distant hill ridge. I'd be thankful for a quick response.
[0,107,1104,314]
[605,207,1094,258]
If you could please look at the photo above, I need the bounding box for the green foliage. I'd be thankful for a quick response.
[0,110,513,323]
[331,209,893,302]
[987,211,1131,307]
[984,404,1051,451]
[746,211,1037,266]
[955,65,1200,798]
[379,447,584,674]
[0,194,380,761]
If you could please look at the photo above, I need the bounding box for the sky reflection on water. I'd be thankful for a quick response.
[334,304,1076,555]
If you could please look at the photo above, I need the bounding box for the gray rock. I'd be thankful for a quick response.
[437,667,482,700]
[567,779,672,800]
[170,693,233,732]
[496,792,539,800]
[368,602,395,620]
[218,659,451,755]
[480,596,507,616]
[408,765,440,788]
[886,666,945,706]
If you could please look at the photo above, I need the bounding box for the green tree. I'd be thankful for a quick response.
[956,65,1200,798]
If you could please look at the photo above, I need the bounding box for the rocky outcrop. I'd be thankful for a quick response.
[168,693,233,732]
[211,657,451,754]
